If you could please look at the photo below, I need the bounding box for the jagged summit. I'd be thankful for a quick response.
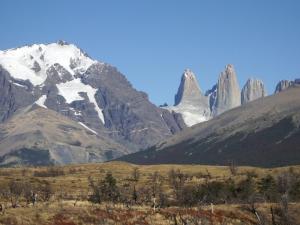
[174,69,203,106]
[212,64,241,116]
[0,41,96,85]
[0,41,184,161]
[164,69,210,127]
[275,80,294,93]
[241,78,266,104]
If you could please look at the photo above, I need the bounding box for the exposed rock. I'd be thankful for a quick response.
[31,61,41,72]
[0,66,35,122]
[241,78,266,104]
[164,69,210,127]
[0,42,183,153]
[205,84,217,112]
[0,106,129,166]
[213,64,241,116]
[275,80,294,93]
[175,69,204,105]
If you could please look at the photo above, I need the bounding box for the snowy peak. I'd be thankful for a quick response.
[174,69,203,105]
[241,78,266,104]
[0,41,96,85]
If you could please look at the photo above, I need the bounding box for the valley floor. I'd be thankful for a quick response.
[0,162,300,224]
[1,201,300,225]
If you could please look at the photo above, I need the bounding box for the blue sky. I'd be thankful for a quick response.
[1,0,299,105]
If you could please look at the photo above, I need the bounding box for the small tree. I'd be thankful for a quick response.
[131,167,140,182]
[258,175,278,202]
[228,160,238,176]
[275,173,295,224]
[39,181,53,202]
[8,180,23,208]
[101,172,119,203]
[131,168,140,204]
[89,172,120,204]
[149,171,164,208]
[168,169,187,204]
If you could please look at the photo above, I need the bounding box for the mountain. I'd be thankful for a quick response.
[275,80,295,93]
[0,105,129,166]
[241,78,266,104]
[119,85,300,167]
[164,65,269,127]
[0,41,183,158]
[212,64,241,116]
[163,69,210,126]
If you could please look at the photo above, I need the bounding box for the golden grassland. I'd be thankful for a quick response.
[1,161,299,194]
[0,161,300,225]
[2,201,300,225]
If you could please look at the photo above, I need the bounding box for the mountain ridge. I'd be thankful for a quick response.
[0,41,184,163]
[119,86,300,167]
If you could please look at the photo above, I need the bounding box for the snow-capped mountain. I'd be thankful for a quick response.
[0,40,95,85]
[0,41,184,165]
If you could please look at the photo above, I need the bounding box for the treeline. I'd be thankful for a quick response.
[0,180,52,208]
[87,168,300,207]
[87,167,300,224]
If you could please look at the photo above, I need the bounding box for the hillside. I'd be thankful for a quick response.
[0,105,129,166]
[120,86,300,167]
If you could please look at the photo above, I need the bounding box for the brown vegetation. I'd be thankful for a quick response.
[0,162,299,224]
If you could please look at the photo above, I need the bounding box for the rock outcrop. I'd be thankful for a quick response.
[174,69,206,106]
[241,78,266,104]
[275,80,294,93]
[212,64,241,116]
[164,69,210,127]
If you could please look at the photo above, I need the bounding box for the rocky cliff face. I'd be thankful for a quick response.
[212,64,241,116]
[166,65,271,127]
[164,69,210,126]
[174,69,206,106]
[275,80,294,93]
[0,41,183,156]
[241,78,266,104]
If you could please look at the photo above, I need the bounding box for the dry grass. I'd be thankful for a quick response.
[2,200,295,225]
[1,161,299,195]
[0,162,300,224]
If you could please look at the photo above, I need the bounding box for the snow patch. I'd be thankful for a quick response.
[164,104,210,127]
[11,81,27,88]
[129,128,148,134]
[35,95,47,108]
[56,79,105,124]
[78,122,98,135]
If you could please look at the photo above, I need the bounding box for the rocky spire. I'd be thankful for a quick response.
[164,69,210,127]
[241,78,266,104]
[175,69,203,105]
[213,64,241,116]
[275,80,294,93]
